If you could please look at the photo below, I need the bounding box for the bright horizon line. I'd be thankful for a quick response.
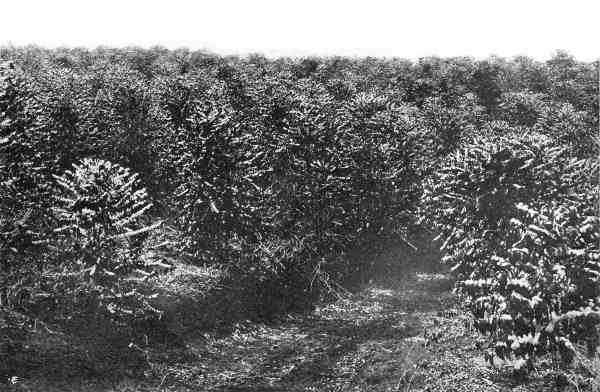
[2,43,594,64]
[1,0,598,62]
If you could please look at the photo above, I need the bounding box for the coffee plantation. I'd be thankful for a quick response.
[0,47,597,387]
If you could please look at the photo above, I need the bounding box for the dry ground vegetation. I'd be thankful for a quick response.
[4,236,599,392]
[0,48,599,391]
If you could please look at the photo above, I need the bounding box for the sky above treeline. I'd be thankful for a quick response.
[2,0,598,61]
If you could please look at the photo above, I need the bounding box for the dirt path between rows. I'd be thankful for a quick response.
[17,241,556,391]
[142,241,544,392]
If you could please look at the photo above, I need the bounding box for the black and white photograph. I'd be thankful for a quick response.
[0,1,598,390]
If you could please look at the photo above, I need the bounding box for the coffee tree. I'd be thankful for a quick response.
[423,132,600,369]
[52,158,162,321]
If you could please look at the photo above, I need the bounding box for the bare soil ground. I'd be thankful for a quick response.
[6,241,586,391]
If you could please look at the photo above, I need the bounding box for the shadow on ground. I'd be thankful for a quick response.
[148,237,462,392]
[9,236,557,392]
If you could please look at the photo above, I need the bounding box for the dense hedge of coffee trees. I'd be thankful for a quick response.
[0,46,598,369]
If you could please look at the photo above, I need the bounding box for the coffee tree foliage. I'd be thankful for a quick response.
[154,75,422,310]
[0,48,597,364]
[423,132,599,368]
[0,62,50,310]
[497,91,548,127]
[533,102,596,156]
[51,158,162,322]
